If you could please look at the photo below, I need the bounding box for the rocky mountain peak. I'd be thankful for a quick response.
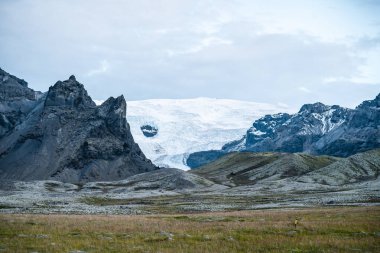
[0,69,157,182]
[98,95,126,119]
[44,76,96,108]
[69,75,76,81]
[190,93,379,167]
[0,68,28,87]
[0,68,35,101]
[97,95,127,136]
[357,93,380,109]
[248,113,291,137]
[299,102,330,114]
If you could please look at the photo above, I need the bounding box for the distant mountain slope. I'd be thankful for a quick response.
[190,149,379,188]
[0,69,157,182]
[190,152,339,186]
[298,149,380,185]
[188,94,380,168]
[84,167,227,194]
[124,98,292,170]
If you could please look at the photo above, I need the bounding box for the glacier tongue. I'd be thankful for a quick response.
[98,98,293,170]
[126,98,294,170]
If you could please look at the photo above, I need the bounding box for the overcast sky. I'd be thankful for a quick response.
[1,0,379,109]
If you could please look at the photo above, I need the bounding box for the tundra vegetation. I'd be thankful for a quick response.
[0,206,379,253]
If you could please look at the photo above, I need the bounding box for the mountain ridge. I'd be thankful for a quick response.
[0,69,157,182]
[187,94,380,168]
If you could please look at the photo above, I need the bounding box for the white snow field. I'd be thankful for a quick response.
[123,98,293,170]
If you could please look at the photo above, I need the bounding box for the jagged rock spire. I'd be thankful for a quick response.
[69,75,76,81]
[44,75,96,108]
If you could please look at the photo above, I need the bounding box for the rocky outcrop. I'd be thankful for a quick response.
[0,68,41,139]
[188,94,379,168]
[315,94,380,156]
[0,70,157,182]
[239,103,352,154]
[140,124,158,137]
[0,68,35,101]
[44,75,96,108]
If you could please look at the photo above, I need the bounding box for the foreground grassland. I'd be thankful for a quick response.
[0,207,379,253]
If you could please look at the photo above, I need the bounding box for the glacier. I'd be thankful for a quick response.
[96,98,293,170]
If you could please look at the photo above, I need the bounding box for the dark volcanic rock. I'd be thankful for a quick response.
[44,75,96,108]
[140,124,158,137]
[0,68,34,101]
[0,68,40,139]
[0,70,157,182]
[244,113,291,151]
[315,94,380,156]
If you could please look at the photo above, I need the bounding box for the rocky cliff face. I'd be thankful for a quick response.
[188,95,380,168]
[0,68,41,139]
[315,94,380,156]
[0,68,35,101]
[0,69,157,182]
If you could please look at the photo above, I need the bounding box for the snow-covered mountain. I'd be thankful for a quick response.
[187,94,380,168]
[119,98,292,170]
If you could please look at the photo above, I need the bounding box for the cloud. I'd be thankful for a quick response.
[192,14,232,35]
[86,60,110,77]
[154,28,181,35]
[0,0,379,109]
[355,34,380,49]
[277,102,290,109]
[298,87,311,93]
[166,36,233,56]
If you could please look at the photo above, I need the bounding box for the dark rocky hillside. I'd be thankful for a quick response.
[0,69,157,182]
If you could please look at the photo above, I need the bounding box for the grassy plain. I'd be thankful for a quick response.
[0,206,379,253]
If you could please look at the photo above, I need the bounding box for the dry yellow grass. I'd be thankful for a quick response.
[0,206,379,252]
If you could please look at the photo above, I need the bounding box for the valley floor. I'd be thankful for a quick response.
[0,206,379,253]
